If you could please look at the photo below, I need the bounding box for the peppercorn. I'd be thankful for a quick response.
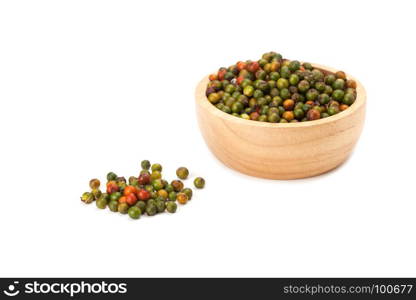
[152,179,164,191]
[128,176,138,186]
[150,171,162,181]
[339,104,349,111]
[151,163,162,172]
[141,160,151,170]
[106,172,117,181]
[307,109,321,121]
[157,189,168,200]
[146,203,157,216]
[118,203,129,214]
[155,200,166,213]
[282,111,294,121]
[182,188,193,200]
[128,206,141,219]
[126,193,138,206]
[89,178,100,189]
[96,197,107,209]
[166,201,177,213]
[169,191,177,201]
[177,193,189,205]
[194,177,205,189]
[135,200,146,212]
[138,173,151,185]
[171,180,184,192]
[267,113,280,123]
[91,188,102,200]
[294,108,304,120]
[81,192,94,204]
[108,200,119,212]
[283,99,295,110]
[174,167,189,180]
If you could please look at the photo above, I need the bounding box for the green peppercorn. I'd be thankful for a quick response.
[315,81,326,92]
[289,74,299,86]
[194,177,205,189]
[253,89,263,99]
[106,172,117,181]
[128,206,141,219]
[277,78,289,89]
[152,179,164,191]
[279,88,290,99]
[241,113,250,120]
[231,101,244,113]
[135,200,146,212]
[151,163,162,172]
[182,188,193,200]
[155,200,166,213]
[294,108,304,120]
[332,78,345,90]
[318,94,330,105]
[280,65,291,78]
[243,85,254,97]
[96,197,107,209]
[327,105,340,116]
[128,176,138,186]
[258,115,268,122]
[165,184,174,193]
[297,80,310,93]
[91,188,102,200]
[141,160,151,170]
[169,191,177,201]
[109,192,121,202]
[150,171,162,181]
[166,201,177,213]
[306,89,319,101]
[343,93,355,105]
[324,74,336,85]
[140,169,150,176]
[303,62,313,70]
[108,200,119,212]
[288,60,300,71]
[81,192,94,204]
[267,112,280,123]
[332,89,345,101]
[146,203,157,216]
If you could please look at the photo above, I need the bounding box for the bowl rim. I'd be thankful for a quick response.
[195,63,366,128]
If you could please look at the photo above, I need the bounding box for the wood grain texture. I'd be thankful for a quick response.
[195,63,366,179]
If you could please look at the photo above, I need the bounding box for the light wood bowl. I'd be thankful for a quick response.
[195,64,366,179]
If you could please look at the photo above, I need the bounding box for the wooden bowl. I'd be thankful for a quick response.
[195,64,366,179]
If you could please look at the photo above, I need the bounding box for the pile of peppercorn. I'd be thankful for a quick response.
[81,160,205,220]
[206,52,357,122]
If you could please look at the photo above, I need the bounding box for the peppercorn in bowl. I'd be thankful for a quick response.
[195,52,366,179]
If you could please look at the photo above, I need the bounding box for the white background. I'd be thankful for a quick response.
[1,0,415,277]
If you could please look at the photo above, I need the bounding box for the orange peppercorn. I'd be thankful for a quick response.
[282,111,294,121]
[339,104,349,111]
[283,99,295,110]
[123,185,137,196]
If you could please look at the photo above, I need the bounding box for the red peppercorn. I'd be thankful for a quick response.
[126,193,138,206]
[236,61,247,71]
[137,173,150,185]
[307,109,321,121]
[247,61,260,73]
[137,189,150,201]
[106,181,119,194]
